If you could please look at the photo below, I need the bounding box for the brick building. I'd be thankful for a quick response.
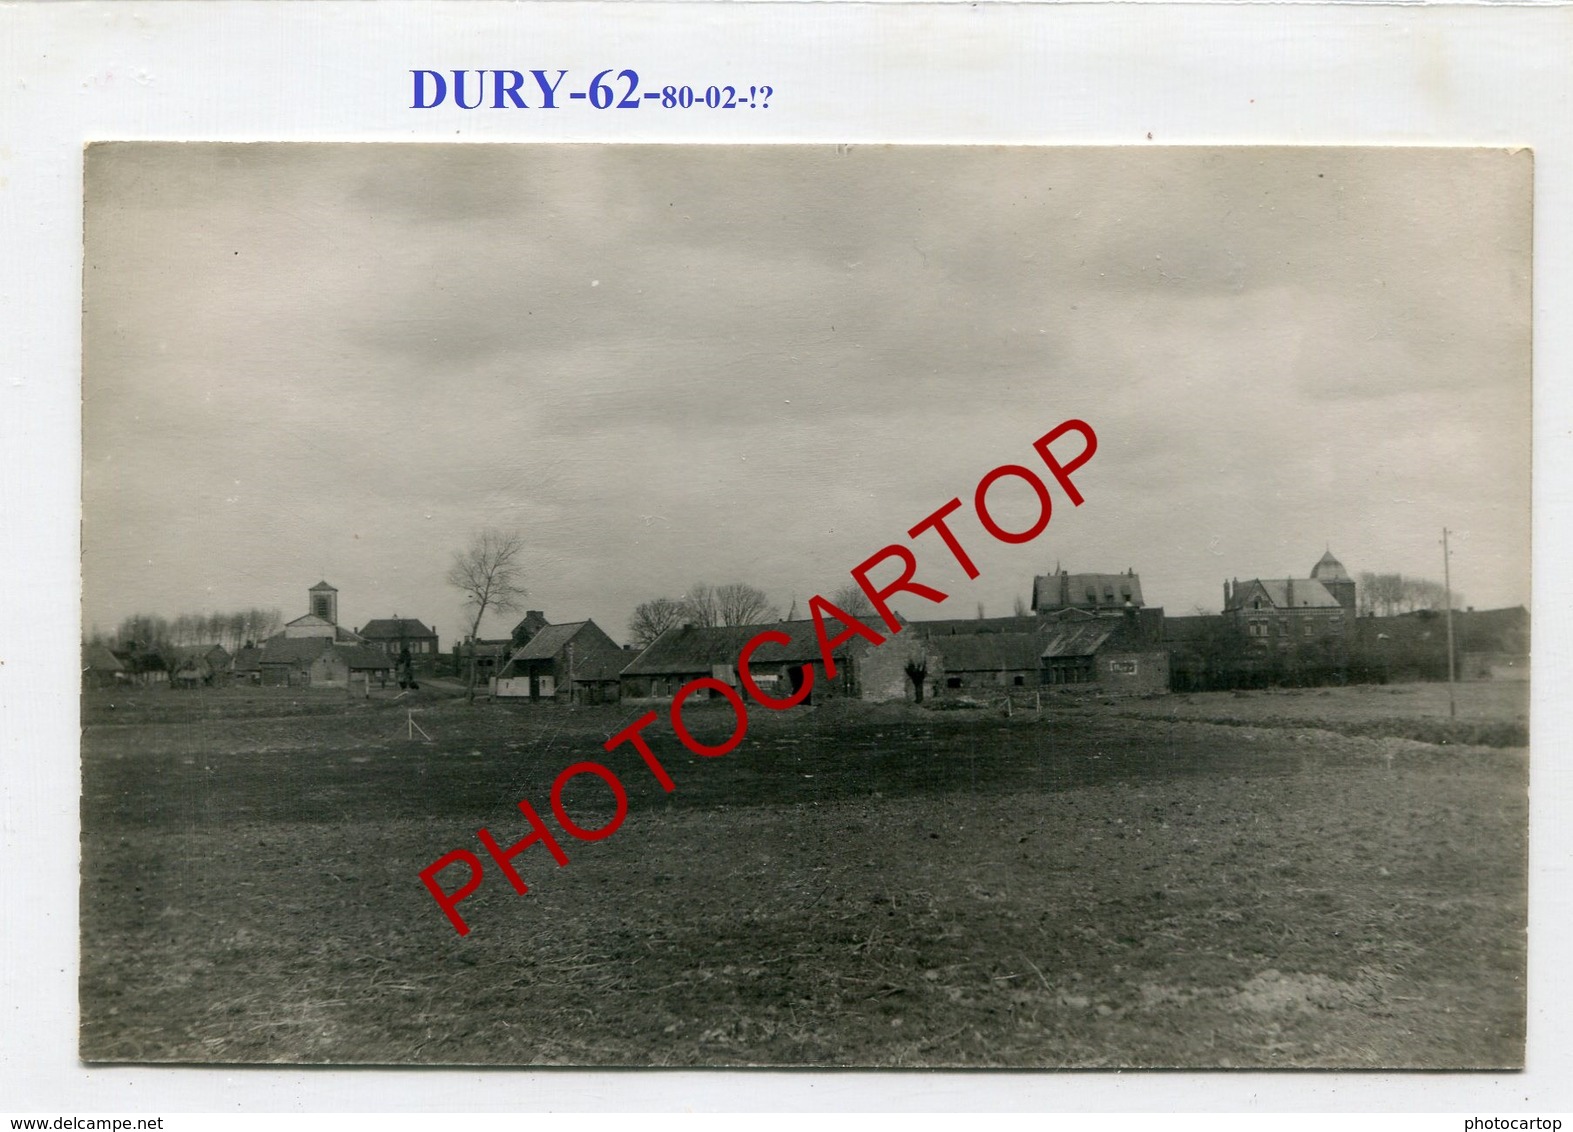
[1223,551,1357,646]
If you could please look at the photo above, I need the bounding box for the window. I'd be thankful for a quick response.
[1013,675,1025,686]
[946,676,963,689]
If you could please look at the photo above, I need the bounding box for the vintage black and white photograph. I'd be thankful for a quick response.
[80,143,1530,1068]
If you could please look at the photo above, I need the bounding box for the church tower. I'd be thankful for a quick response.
[308,580,339,625]
[1310,551,1356,612]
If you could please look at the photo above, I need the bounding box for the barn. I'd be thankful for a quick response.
[925,632,1047,698]
[619,620,868,704]
[492,619,626,703]
[81,643,126,690]
[1041,620,1169,694]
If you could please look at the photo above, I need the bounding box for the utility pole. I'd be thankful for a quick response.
[1442,527,1457,721]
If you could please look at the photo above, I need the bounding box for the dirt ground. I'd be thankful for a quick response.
[78,682,1526,1068]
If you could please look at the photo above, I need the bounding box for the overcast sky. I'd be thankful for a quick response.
[82,143,1531,643]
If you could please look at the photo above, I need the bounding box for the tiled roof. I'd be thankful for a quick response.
[1039,623,1118,659]
[511,621,589,661]
[259,637,332,664]
[359,618,436,640]
[258,638,390,669]
[1247,578,1343,609]
[908,615,1045,637]
[1039,620,1152,658]
[82,643,124,672]
[1033,572,1145,610]
[930,632,1048,672]
[285,613,334,629]
[568,649,629,682]
[337,645,393,669]
[621,619,860,676]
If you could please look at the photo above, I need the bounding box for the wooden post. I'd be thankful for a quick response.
[1443,527,1457,721]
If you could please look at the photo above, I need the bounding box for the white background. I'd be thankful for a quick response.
[2,0,1570,1114]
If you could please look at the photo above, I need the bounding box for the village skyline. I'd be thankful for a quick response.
[83,541,1499,653]
[82,145,1532,642]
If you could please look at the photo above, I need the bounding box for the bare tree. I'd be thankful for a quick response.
[447,528,529,702]
[715,582,777,626]
[1364,572,1406,617]
[681,583,719,628]
[1357,571,1459,617]
[250,607,282,642]
[1402,576,1458,613]
[628,597,687,648]
[831,583,874,620]
[1012,594,1031,618]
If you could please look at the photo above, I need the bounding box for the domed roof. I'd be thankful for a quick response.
[1310,550,1349,581]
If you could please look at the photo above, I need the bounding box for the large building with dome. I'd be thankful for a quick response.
[1222,551,1358,646]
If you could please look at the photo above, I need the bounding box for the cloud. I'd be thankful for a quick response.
[81,144,1532,637]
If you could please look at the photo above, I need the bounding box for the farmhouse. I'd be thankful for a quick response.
[493,619,626,703]
[257,637,393,688]
[357,617,440,658]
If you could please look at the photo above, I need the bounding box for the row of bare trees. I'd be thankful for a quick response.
[91,609,285,654]
[625,582,888,648]
[627,583,777,647]
[1357,572,1463,618]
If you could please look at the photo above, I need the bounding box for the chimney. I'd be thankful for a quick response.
[1287,578,1295,607]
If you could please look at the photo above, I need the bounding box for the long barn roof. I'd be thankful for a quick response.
[621,619,862,676]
